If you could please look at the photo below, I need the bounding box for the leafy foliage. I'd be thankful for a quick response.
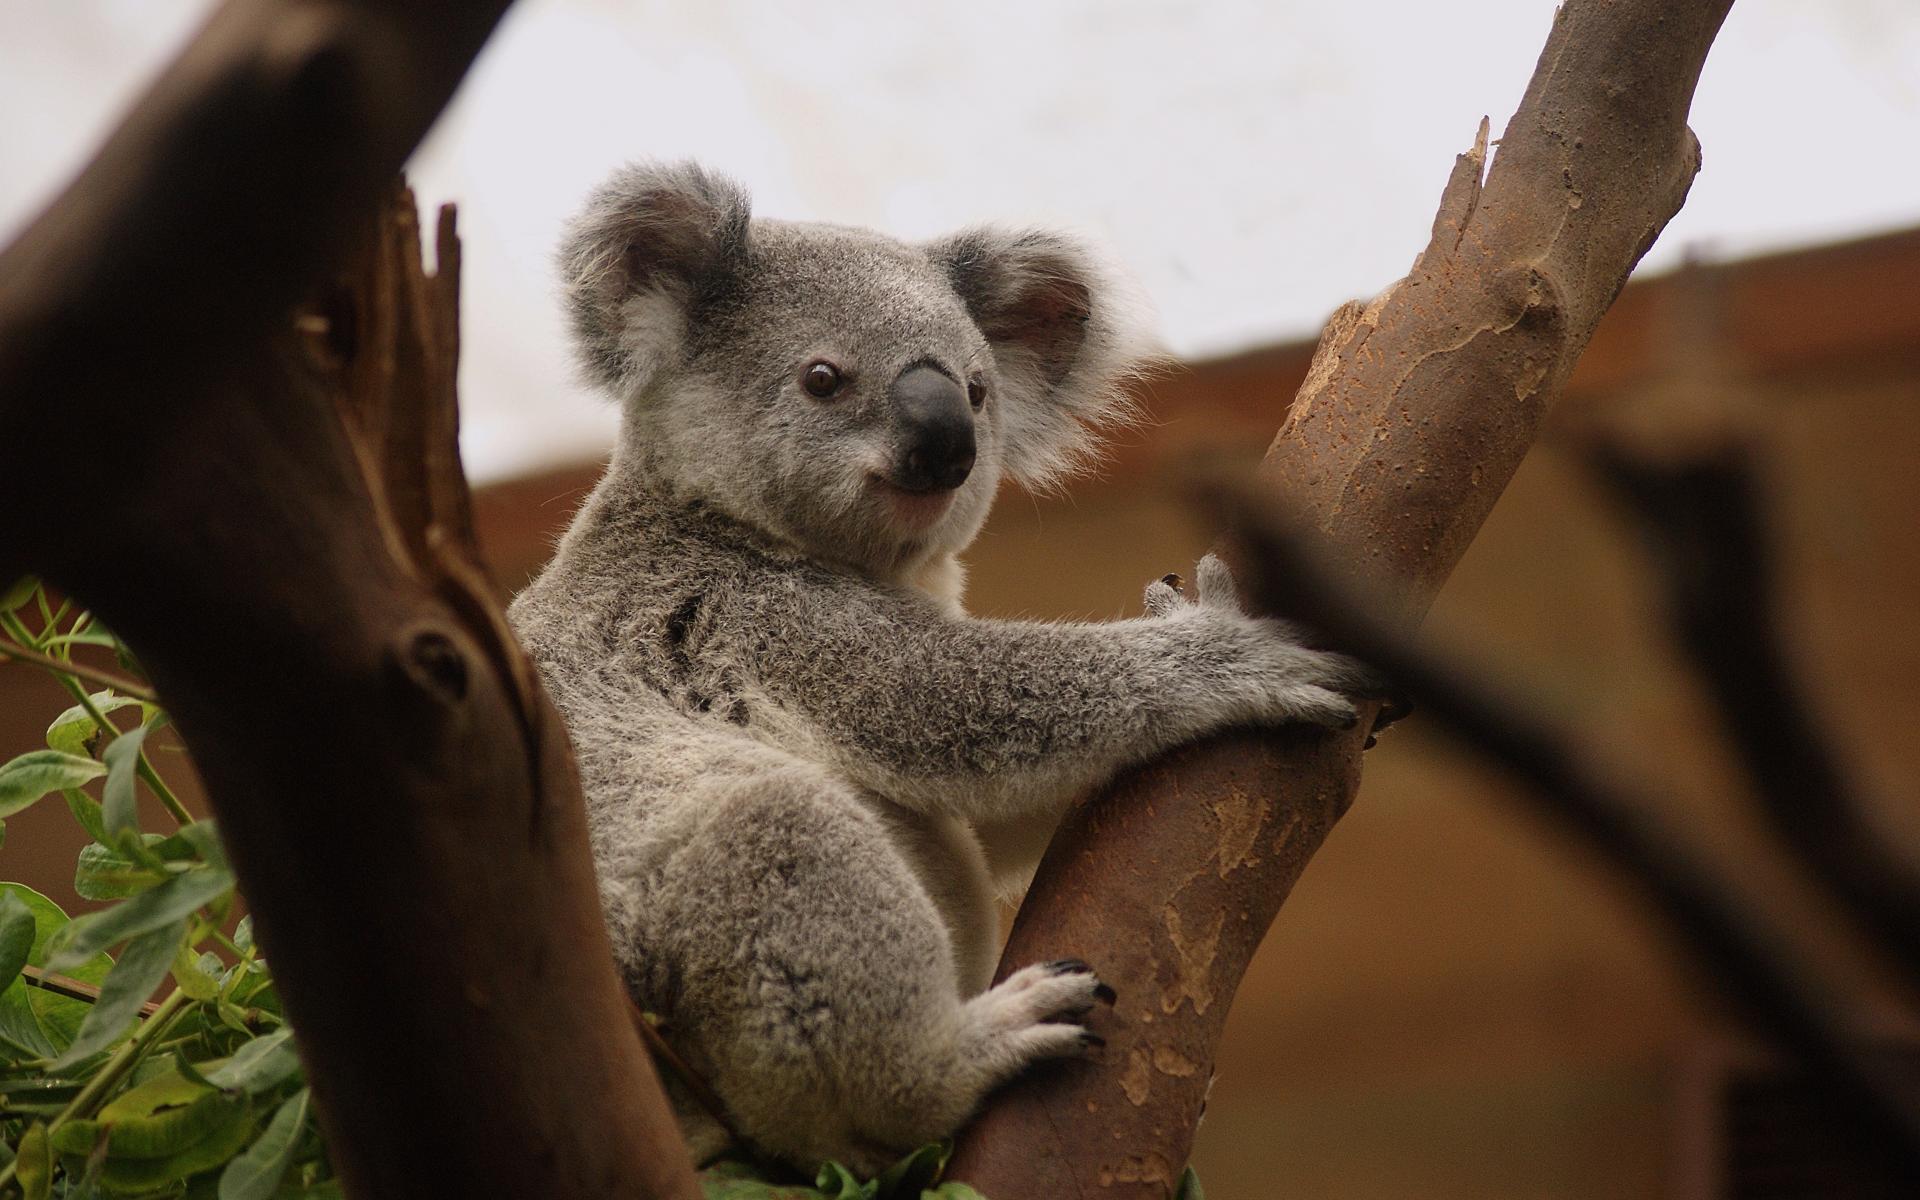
[699,1142,984,1200]
[0,582,334,1197]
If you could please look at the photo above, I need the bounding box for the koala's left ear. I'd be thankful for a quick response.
[927,229,1158,487]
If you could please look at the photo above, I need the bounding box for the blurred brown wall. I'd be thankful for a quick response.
[5,226,1917,1197]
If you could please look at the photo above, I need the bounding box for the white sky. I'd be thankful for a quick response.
[5,1,1918,482]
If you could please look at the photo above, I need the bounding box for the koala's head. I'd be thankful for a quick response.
[561,161,1154,580]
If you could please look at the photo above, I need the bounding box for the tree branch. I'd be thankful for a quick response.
[952,2,1736,1194]
[0,2,700,1196]
[0,639,158,704]
[1217,481,1920,1184]
[1589,435,1920,1002]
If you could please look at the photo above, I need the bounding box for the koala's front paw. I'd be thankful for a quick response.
[1145,554,1385,731]
[1142,552,1246,620]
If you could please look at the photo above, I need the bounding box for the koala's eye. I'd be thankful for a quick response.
[967,378,987,410]
[802,361,844,399]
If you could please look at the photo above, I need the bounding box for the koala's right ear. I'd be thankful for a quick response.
[558,161,751,398]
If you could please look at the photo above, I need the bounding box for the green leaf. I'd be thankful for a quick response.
[75,1072,256,1193]
[698,1157,833,1199]
[101,1115,257,1193]
[100,723,153,840]
[203,1028,301,1095]
[171,943,222,1001]
[218,1087,310,1200]
[75,841,168,901]
[232,917,254,957]
[1174,1166,1205,1200]
[39,627,120,651]
[0,750,107,819]
[173,1049,220,1091]
[66,788,110,844]
[15,1121,51,1200]
[0,889,35,989]
[812,1161,868,1200]
[45,865,234,971]
[165,821,228,871]
[47,1118,105,1155]
[694,1143,988,1200]
[1,576,38,613]
[90,1070,250,1161]
[46,692,139,757]
[52,917,188,1069]
[871,1141,948,1198]
[0,884,113,1059]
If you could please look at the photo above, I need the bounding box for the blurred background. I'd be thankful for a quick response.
[4,2,1919,1196]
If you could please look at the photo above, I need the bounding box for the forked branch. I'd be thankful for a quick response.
[951,1,1737,1194]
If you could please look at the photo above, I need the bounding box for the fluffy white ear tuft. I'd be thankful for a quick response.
[926,228,1162,489]
[558,161,752,399]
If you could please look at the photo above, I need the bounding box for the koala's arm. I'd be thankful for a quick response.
[735,557,1372,824]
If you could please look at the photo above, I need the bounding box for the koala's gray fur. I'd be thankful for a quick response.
[510,161,1376,1175]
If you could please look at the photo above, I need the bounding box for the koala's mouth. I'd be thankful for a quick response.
[868,475,958,530]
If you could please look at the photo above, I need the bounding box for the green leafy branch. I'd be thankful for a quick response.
[0,580,331,1199]
[0,587,185,829]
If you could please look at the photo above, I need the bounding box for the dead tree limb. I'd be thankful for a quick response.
[0,3,700,1197]
[951,2,1736,1194]
[1219,483,1920,1183]
[1591,438,1920,1002]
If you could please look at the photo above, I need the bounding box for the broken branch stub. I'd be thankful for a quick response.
[1270,0,1732,618]
[951,1,1736,1195]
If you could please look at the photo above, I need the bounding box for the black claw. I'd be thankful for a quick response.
[1337,711,1360,730]
[1048,958,1093,975]
[1160,573,1184,594]
[1093,982,1117,1005]
[1080,1032,1106,1050]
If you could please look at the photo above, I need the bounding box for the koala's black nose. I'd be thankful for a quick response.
[890,365,976,493]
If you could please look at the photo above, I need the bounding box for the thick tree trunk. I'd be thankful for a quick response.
[0,3,699,1197]
[949,2,1737,1194]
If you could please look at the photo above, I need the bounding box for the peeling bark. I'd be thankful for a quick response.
[949,2,1737,1194]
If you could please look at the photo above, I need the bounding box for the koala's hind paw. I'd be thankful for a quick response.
[1285,683,1363,730]
[966,960,1112,1068]
[1309,648,1392,700]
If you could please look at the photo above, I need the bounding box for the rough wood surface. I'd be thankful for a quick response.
[0,3,700,1197]
[949,2,1737,1194]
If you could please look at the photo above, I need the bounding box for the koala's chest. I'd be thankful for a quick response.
[619,588,761,728]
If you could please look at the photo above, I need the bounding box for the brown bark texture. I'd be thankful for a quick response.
[0,2,700,1198]
[949,2,1737,1195]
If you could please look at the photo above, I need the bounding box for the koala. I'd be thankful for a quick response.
[508,161,1377,1176]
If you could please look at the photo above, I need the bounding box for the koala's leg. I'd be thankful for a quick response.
[638,767,1103,1175]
